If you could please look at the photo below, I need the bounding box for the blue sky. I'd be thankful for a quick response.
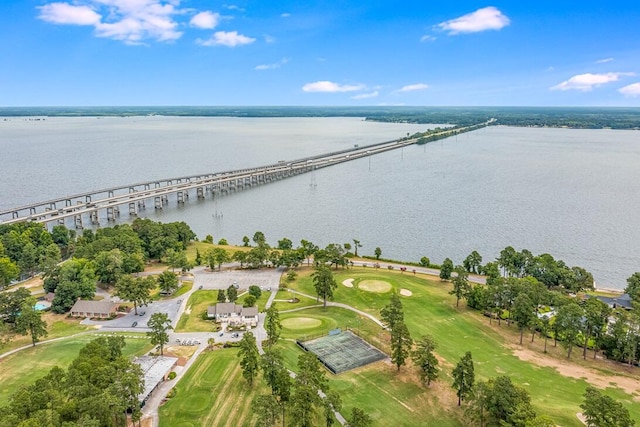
[2,1,640,106]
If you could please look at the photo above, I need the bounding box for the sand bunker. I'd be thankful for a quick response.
[342,278,354,288]
[358,280,392,293]
[399,289,412,297]
[281,317,322,330]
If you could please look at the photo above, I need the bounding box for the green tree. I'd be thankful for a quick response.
[555,302,584,358]
[583,297,611,359]
[265,306,282,348]
[218,238,228,245]
[249,285,262,299]
[217,289,226,303]
[374,247,382,260]
[440,258,454,281]
[625,272,640,301]
[261,348,286,393]
[166,248,189,272]
[381,292,404,332]
[450,267,471,307]
[291,352,327,427]
[419,256,430,267]
[242,235,250,247]
[347,407,372,427]
[147,312,172,356]
[581,386,635,427]
[15,298,47,346]
[352,239,362,257]
[115,274,155,315]
[244,295,257,307]
[471,376,536,427]
[323,390,342,427]
[299,240,317,266]
[157,270,178,295]
[412,334,440,385]
[312,264,338,308]
[278,237,293,250]
[0,256,20,289]
[92,249,124,284]
[238,332,261,386]
[513,293,536,345]
[452,351,475,406]
[253,394,281,427]
[227,285,238,303]
[195,248,202,266]
[463,250,483,274]
[390,320,412,371]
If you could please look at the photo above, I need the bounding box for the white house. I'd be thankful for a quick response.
[207,303,258,327]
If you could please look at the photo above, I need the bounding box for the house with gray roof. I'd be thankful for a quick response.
[70,300,119,318]
[207,302,259,327]
[594,293,633,310]
[134,355,178,407]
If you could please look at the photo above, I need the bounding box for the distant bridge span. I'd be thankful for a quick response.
[0,121,492,228]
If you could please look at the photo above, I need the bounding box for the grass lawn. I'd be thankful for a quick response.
[0,333,152,405]
[0,312,93,354]
[174,290,220,332]
[159,349,269,427]
[271,289,322,312]
[236,289,270,311]
[284,267,640,426]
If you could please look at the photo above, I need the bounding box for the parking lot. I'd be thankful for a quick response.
[193,267,282,291]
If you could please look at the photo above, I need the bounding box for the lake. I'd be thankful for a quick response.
[1,116,638,290]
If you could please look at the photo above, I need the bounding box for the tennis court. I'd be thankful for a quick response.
[297,330,387,374]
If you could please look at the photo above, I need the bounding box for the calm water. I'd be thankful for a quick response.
[1,117,639,289]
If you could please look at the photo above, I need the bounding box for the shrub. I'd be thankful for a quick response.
[286,270,297,281]
[168,371,177,380]
[218,238,228,245]
[248,285,262,299]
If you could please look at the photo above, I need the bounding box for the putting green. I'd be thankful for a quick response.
[281,317,322,330]
[358,280,392,293]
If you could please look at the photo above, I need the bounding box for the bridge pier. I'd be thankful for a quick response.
[177,191,186,204]
[197,187,204,199]
[137,199,146,210]
[74,214,83,229]
[154,196,162,210]
[90,211,99,225]
[129,202,137,216]
[107,207,116,222]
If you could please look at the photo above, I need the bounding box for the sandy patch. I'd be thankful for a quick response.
[342,278,354,288]
[399,289,412,297]
[281,317,322,330]
[358,280,392,293]
[512,346,640,400]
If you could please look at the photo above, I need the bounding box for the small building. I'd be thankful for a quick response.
[207,303,259,327]
[69,300,119,318]
[595,293,633,310]
[44,292,55,302]
[134,355,178,407]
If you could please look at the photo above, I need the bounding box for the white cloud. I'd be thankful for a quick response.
[255,58,289,70]
[38,3,101,25]
[437,6,510,35]
[398,83,429,92]
[596,57,614,63]
[550,72,634,91]
[264,34,276,43]
[352,91,379,99]
[38,0,184,44]
[281,13,291,18]
[302,81,366,93]
[420,34,436,42]
[197,31,255,47]
[224,5,245,12]
[190,11,220,29]
[619,83,640,97]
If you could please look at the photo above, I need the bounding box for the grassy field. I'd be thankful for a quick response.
[174,290,220,332]
[282,267,640,426]
[159,349,269,427]
[0,312,93,354]
[236,288,271,312]
[0,333,153,405]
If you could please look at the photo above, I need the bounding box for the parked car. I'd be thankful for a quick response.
[139,311,145,316]
[131,321,138,327]
[232,332,239,338]
[219,332,224,337]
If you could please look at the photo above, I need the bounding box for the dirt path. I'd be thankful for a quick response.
[512,346,640,400]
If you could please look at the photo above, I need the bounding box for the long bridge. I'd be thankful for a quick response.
[0,120,493,228]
